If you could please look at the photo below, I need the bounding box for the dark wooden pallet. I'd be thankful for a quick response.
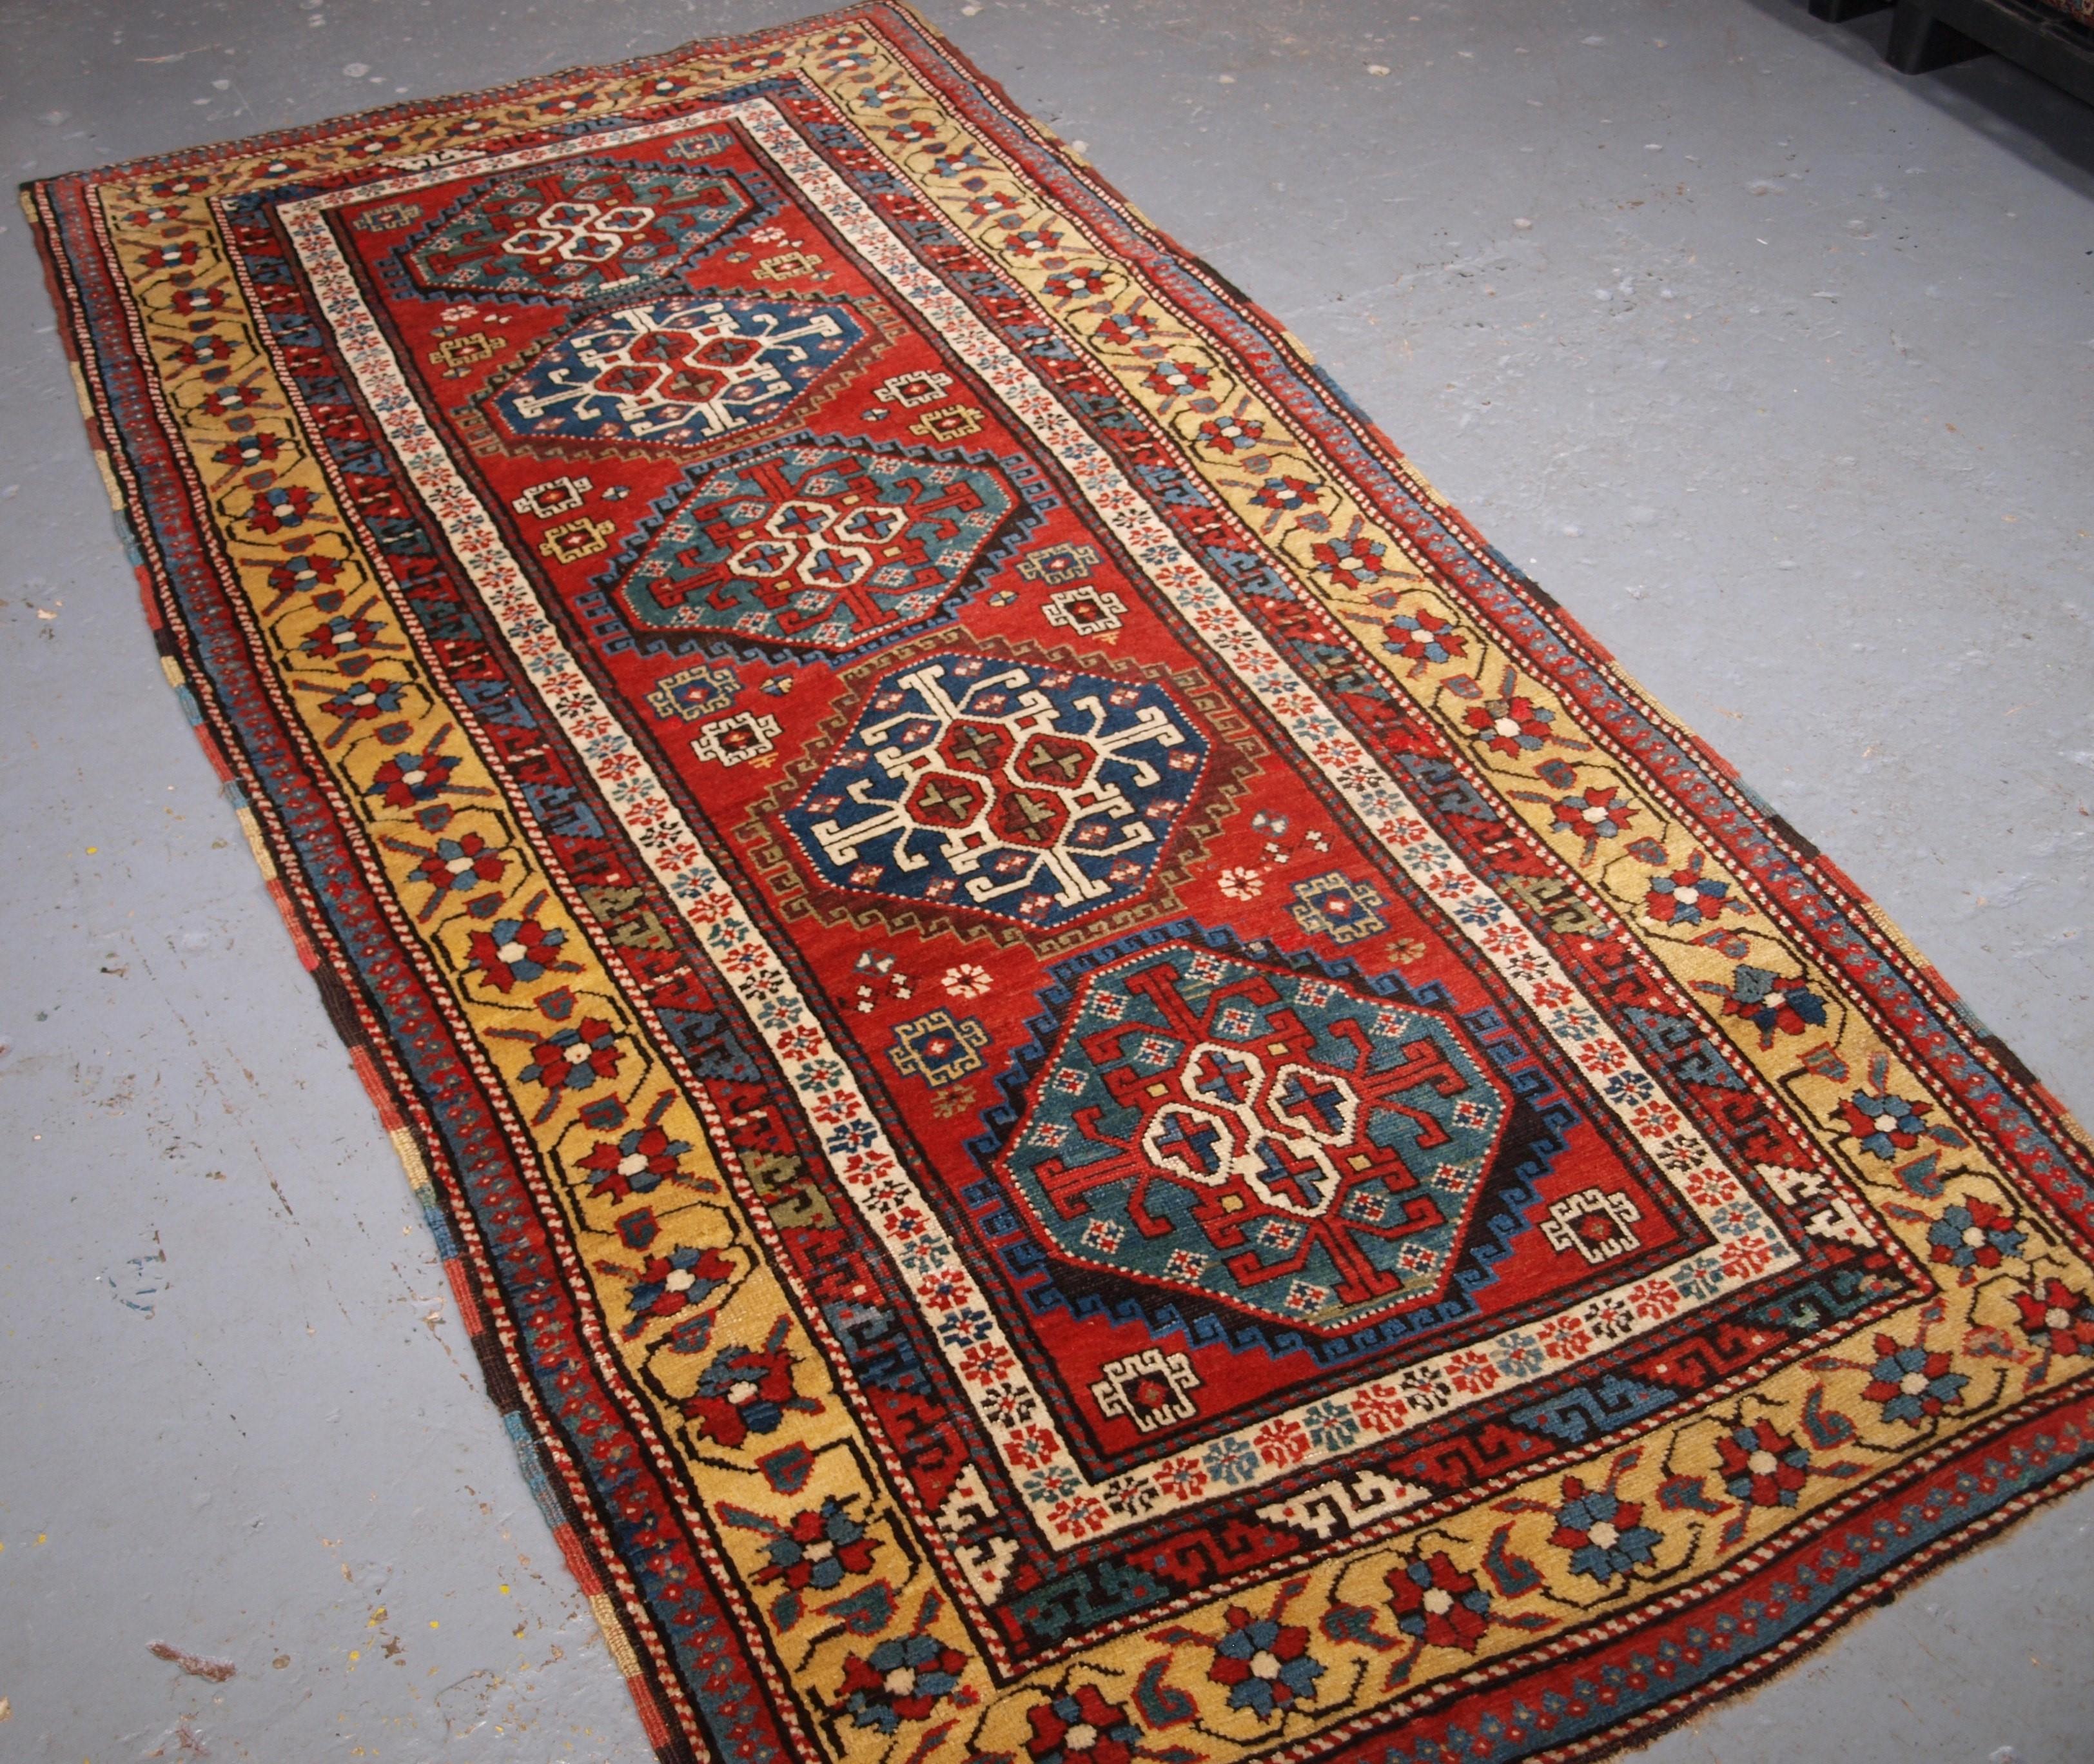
[1808,0,2094,103]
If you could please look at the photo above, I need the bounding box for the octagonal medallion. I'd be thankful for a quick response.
[397,159,756,302]
[997,937,1513,1331]
[600,444,1024,653]
[782,653,1209,930]
[483,295,869,450]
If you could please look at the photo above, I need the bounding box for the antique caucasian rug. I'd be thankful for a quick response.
[29,6,2094,1760]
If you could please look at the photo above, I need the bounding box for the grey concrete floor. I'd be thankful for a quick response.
[1,0,2090,1759]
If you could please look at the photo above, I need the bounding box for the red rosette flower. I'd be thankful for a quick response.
[1385,1551,1492,1652]
[2013,1278,2094,1357]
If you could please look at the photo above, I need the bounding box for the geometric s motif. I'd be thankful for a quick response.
[1543,1187,1644,1264]
[1090,1347,1202,1433]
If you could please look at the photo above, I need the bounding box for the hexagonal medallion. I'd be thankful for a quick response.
[782,653,1210,930]
[483,295,870,450]
[397,159,756,302]
[598,444,1025,654]
[997,937,1513,1331]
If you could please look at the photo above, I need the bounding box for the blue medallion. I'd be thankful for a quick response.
[398,158,756,302]
[998,937,1514,1329]
[484,294,869,449]
[783,653,1209,930]
[600,444,1020,654]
